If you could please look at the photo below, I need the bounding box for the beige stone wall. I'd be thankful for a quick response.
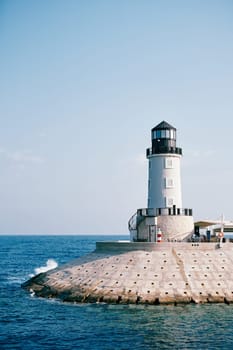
[157,215,194,241]
[136,215,194,242]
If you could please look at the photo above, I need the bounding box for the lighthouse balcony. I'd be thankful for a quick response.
[137,207,193,217]
[146,147,182,156]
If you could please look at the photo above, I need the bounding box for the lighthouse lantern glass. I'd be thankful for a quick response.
[153,130,161,139]
[153,129,177,140]
[161,130,166,138]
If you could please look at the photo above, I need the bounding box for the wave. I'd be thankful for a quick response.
[29,259,58,277]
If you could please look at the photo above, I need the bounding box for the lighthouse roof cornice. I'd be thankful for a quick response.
[152,121,176,131]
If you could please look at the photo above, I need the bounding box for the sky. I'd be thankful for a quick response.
[0,0,233,234]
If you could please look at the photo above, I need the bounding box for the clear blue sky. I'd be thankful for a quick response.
[1,0,233,234]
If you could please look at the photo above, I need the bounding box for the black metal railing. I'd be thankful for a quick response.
[146,147,182,156]
[137,207,193,217]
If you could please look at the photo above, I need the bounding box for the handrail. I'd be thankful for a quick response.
[128,212,137,231]
[147,147,182,156]
[137,207,193,217]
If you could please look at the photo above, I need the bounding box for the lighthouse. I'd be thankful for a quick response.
[23,120,233,306]
[147,121,182,209]
[129,121,194,242]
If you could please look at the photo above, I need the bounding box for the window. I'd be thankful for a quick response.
[161,130,166,138]
[166,197,174,207]
[166,178,174,188]
[165,158,173,168]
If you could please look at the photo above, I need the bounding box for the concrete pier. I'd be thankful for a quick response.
[22,241,233,304]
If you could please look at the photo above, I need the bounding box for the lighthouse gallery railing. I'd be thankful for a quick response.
[128,207,193,231]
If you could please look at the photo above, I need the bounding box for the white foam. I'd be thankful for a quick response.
[29,288,35,297]
[31,259,58,276]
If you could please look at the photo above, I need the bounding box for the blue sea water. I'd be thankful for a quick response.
[1,235,233,350]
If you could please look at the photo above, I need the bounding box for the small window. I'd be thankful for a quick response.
[166,178,174,188]
[166,197,174,207]
[165,158,173,168]
[156,130,161,138]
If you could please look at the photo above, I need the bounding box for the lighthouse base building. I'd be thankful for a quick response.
[129,209,194,243]
[129,121,194,242]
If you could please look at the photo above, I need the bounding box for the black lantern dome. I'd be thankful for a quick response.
[149,121,182,155]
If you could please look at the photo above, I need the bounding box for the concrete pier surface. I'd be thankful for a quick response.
[22,241,233,305]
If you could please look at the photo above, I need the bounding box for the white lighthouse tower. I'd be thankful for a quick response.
[129,121,194,242]
[147,121,182,210]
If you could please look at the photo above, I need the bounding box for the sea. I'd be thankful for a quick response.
[1,234,233,350]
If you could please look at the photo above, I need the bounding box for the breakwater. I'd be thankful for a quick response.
[22,241,233,304]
